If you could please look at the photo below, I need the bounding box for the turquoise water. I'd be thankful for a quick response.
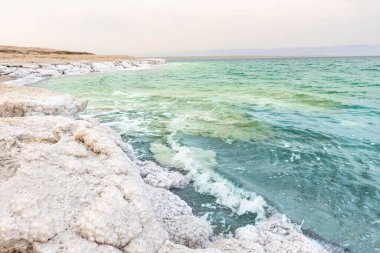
[36,57,380,252]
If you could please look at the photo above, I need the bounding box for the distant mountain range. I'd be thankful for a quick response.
[166,45,380,58]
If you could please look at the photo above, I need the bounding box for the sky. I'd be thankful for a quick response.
[1,0,380,56]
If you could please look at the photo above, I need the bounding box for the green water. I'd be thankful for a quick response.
[36,57,380,252]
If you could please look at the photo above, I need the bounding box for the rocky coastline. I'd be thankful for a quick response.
[0,59,331,253]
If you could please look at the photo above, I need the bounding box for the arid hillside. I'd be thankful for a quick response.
[0,45,135,63]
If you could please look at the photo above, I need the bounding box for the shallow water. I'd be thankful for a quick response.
[36,57,380,252]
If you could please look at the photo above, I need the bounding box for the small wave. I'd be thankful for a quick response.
[150,136,268,219]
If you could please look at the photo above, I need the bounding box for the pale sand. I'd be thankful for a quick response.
[0,45,136,63]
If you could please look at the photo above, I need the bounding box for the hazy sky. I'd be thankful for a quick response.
[1,0,379,56]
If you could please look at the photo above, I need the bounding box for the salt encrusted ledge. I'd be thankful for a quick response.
[0,59,165,85]
[0,85,87,117]
[0,80,330,252]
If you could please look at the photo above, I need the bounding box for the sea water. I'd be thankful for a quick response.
[36,57,380,252]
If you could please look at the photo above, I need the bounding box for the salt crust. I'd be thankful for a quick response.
[0,60,165,85]
[0,84,87,117]
[0,115,211,252]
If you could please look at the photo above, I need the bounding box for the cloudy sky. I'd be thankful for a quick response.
[1,0,379,56]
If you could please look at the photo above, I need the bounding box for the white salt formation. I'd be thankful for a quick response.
[0,115,211,252]
[0,59,165,85]
[0,84,87,117]
[0,73,330,253]
[137,160,191,189]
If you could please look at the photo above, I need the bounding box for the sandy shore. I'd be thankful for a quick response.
[0,46,331,253]
[0,45,165,85]
[0,45,135,63]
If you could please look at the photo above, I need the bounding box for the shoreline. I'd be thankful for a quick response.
[0,59,166,86]
[0,60,334,252]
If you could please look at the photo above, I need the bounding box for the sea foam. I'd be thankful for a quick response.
[150,133,268,220]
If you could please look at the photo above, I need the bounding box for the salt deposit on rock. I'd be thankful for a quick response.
[0,59,166,85]
[33,231,124,253]
[0,84,87,117]
[159,242,222,253]
[0,116,166,252]
[158,216,329,253]
[209,215,329,253]
[137,160,191,189]
[147,185,212,248]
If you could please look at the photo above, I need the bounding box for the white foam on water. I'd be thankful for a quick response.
[148,139,340,252]
[150,133,268,220]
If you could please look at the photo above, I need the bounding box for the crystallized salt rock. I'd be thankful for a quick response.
[0,85,87,117]
[37,68,61,77]
[209,237,265,253]
[124,219,169,253]
[0,116,168,252]
[137,160,190,189]
[76,186,143,247]
[147,185,212,248]
[0,59,165,82]
[158,241,222,253]
[33,230,123,253]
[209,215,328,253]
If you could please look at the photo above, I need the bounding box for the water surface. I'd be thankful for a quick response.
[36,57,380,252]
